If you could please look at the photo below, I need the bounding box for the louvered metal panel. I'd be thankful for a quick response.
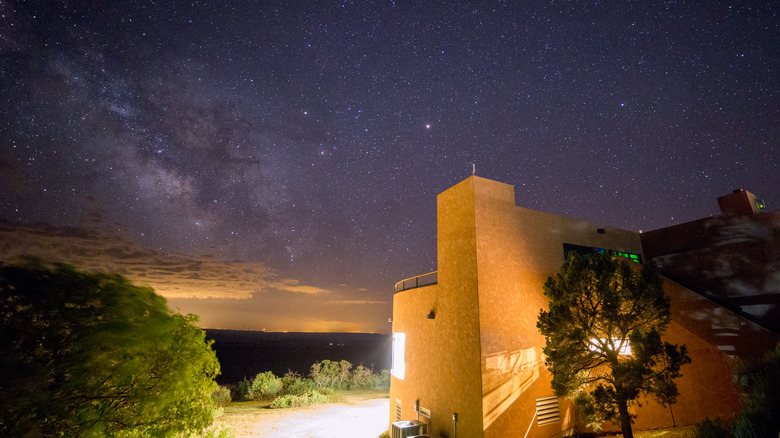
[536,395,561,426]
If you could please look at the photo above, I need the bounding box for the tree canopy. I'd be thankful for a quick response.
[537,253,690,438]
[0,260,220,437]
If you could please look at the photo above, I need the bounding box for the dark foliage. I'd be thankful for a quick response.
[693,342,780,437]
[0,260,220,437]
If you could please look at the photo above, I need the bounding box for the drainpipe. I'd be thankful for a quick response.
[452,412,458,438]
[523,410,538,438]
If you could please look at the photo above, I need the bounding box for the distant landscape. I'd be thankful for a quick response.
[206,330,392,385]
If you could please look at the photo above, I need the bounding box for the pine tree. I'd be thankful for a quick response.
[537,253,690,438]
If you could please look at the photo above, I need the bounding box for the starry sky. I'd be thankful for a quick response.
[1,1,778,333]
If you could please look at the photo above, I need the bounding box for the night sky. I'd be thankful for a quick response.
[1,1,778,333]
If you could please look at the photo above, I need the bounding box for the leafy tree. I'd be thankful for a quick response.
[0,260,220,437]
[537,253,690,438]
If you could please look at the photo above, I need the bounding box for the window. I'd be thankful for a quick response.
[392,333,406,380]
[563,243,642,264]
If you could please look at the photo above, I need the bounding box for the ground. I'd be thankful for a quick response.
[215,391,697,438]
[216,390,390,438]
[598,426,696,438]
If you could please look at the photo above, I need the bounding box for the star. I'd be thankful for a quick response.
[0,1,776,333]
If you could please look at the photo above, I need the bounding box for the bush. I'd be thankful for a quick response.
[212,385,232,406]
[350,364,374,389]
[197,423,237,438]
[282,371,316,396]
[310,359,353,389]
[231,378,251,401]
[373,369,391,390]
[269,394,298,409]
[692,343,780,438]
[269,390,335,409]
[691,417,732,438]
[248,371,283,400]
[317,386,336,397]
[733,343,780,437]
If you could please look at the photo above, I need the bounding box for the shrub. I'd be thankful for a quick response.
[350,364,374,389]
[269,390,336,409]
[282,372,316,396]
[733,343,780,437]
[198,423,237,438]
[212,385,232,406]
[269,394,297,409]
[317,386,336,397]
[230,379,251,401]
[248,371,283,400]
[308,390,333,404]
[691,417,732,438]
[692,343,780,438]
[373,369,391,390]
[310,359,353,389]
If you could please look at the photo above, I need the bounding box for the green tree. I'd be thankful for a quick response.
[0,260,220,437]
[537,253,690,438]
[309,359,353,389]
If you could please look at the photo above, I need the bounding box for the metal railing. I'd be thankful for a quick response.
[394,271,438,292]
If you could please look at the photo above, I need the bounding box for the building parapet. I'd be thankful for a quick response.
[394,271,437,292]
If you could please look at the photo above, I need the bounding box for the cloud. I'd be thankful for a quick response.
[271,279,332,294]
[0,220,393,333]
[0,220,321,300]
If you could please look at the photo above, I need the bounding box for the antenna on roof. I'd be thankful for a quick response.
[472,162,476,176]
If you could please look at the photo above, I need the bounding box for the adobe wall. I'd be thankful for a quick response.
[390,177,486,438]
[629,318,741,430]
[470,177,643,437]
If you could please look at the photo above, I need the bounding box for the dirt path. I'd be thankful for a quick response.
[217,396,390,438]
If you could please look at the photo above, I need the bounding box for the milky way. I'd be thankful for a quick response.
[1,1,778,332]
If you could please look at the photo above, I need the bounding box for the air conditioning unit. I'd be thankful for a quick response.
[391,420,427,438]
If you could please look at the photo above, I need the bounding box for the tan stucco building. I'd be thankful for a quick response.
[389,176,778,438]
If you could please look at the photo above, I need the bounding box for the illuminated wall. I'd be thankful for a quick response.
[390,176,484,437]
[470,177,644,438]
[391,176,776,438]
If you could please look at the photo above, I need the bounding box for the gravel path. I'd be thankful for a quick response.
[218,397,390,438]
